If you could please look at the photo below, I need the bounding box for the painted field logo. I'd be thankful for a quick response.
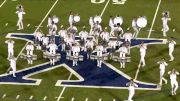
[91,0,127,4]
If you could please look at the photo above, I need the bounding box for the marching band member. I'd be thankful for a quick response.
[119,44,128,68]
[34,29,43,50]
[26,42,34,64]
[93,22,102,44]
[47,14,52,27]
[157,58,168,85]
[138,42,147,67]
[41,34,49,51]
[5,39,15,59]
[49,21,57,41]
[96,44,104,68]
[89,16,94,35]
[100,27,109,42]
[72,43,80,66]
[69,11,74,27]
[58,25,67,51]
[126,79,138,101]
[168,68,179,95]
[47,41,58,65]
[168,39,176,61]
[67,24,78,41]
[109,16,114,36]
[100,27,109,52]
[132,18,139,38]
[79,26,88,51]
[108,39,117,58]
[16,5,25,30]
[162,11,171,37]
[113,23,124,37]
[86,39,94,59]
[7,57,17,77]
[79,26,88,42]
[65,34,74,56]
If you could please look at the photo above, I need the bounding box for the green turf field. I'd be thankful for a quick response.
[0,0,180,101]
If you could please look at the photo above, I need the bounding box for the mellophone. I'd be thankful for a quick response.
[90,54,108,61]
[43,52,61,60]
[112,56,131,62]
[66,55,84,61]
[20,53,37,60]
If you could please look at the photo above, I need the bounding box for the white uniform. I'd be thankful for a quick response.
[158,60,168,85]
[96,45,103,68]
[48,17,52,27]
[168,40,176,61]
[69,14,74,26]
[5,40,14,59]
[79,30,88,42]
[16,10,25,30]
[58,29,67,51]
[132,19,139,38]
[123,33,133,42]
[126,81,138,101]
[72,45,80,66]
[89,17,94,35]
[138,44,147,67]
[162,17,171,37]
[48,43,58,55]
[109,18,114,36]
[41,36,49,46]
[119,46,128,68]
[168,71,179,95]
[26,44,34,64]
[9,58,17,77]
[86,40,94,59]
[101,31,109,42]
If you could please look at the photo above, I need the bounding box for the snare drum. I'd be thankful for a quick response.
[90,55,95,60]
[78,55,84,61]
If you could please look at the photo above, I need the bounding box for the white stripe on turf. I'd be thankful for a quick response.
[56,73,73,101]
[100,0,110,17]
[16,0,59,59]
[0,0,7,8]
[148,0,162,38]
[135,0,162,80]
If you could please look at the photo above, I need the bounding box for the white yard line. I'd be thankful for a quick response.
[56,1,111,100]
[16,0,59,59]
[148,0,162,38]
[0,0,7,8]
[135,0,162,80]
[56,73,73,101]
[100,0,110,17]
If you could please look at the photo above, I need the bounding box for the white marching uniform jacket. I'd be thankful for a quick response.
[69,15,74,24]
[169,41,176,51]
[158,61,168,71]
[48,43,58,54]
[108,41,117,49]
[26,44,34,51]
[5,40,14,50]
[58,29,67,38]
[101,31,109,41]
[140,44,147,55]
[79,31,88,40]
[168,71,179,82]
[86,40,94,49]
[16,11,25,19]
[72,45,80,56]
[96,46,103,57]
[10,58,16,71]
[41,37,49,45]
